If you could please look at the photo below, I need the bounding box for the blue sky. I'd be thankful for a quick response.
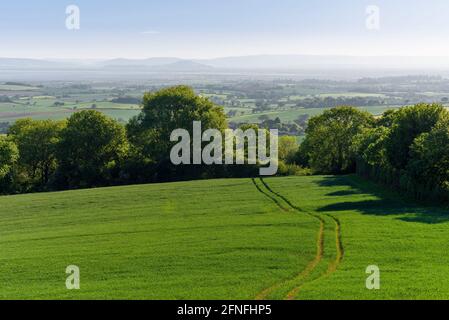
[1,0,449,59]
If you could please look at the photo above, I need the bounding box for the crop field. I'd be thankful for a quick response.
[0,97,397,126]
[0,100,141,123]
[230,105,400,123]
[0,79,436,128]
[1,175,449,300]
[0,84,40,91]
[0,82,143,124]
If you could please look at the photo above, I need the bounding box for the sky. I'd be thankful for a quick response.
[1,0,449,59]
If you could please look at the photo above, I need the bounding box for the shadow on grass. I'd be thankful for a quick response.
[315,175,449,225]
[326,190,362,196]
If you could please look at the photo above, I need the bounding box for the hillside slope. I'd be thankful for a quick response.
[266,175,449,299]
[0,179,319,299]
[1,176,449,299]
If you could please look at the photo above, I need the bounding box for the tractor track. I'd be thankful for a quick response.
[324,214,344,274]
[285,213,344,300]
[251,179,290,212]
[252,178,344,300]
[253,178,324,300]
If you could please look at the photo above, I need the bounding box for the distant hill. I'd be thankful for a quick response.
[99,59,213,72]
[0,57,213,73]
[151,60,214,71]
[198,55,449,69]
[2,55,449,73]
[99,57,182,67]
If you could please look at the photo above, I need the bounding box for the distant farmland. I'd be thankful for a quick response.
[0,98,141,123]
[229,105,401,124]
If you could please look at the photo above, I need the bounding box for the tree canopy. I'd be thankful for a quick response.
[127,86,227,163]
[349,103,449,202]
[56,110,128,188]
[383,103,447,170]
[0,136,18,180]
[299,106,374,174]
[9,119,65,187]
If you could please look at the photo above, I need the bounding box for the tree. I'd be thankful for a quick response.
[56,110,128,188]
[376,109,398,128]
[278,136,299,164]
[0,136,18,180]
[300,106,374,174]
[126,86,227,172]
[8,119,65,187]
[406,117,449,199]
[383,103,447,170]
[352,127,390,167]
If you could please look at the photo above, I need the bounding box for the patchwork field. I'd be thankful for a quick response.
[0,100,140,124]
[230,105,401,123]
[1,175,449,299]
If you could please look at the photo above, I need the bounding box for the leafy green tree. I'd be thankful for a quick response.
[384,103,447,170]
[8,119,65,187]
[300,106,374,174]
[0,136,18,180]
[127,85,227,167]
[407,117,449,196]
[376,109,398,128]
[56,110,128,188]
[293,136,313,168]
[352,127,390,166]
[278,136,299,164]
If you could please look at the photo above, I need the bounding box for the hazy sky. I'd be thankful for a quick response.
[1,0,449,59]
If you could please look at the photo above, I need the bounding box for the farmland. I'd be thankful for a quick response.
[2,75,449,133]
[1,175,449,299]
[0,83,142,126]
[229,105,401,123]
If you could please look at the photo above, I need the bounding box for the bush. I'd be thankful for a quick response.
[277,161,311,176]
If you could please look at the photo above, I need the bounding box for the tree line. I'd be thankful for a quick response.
[295,103,449,203]
[0,86,301,195]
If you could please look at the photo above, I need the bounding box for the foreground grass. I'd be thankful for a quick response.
[0,179,318,299]
[266,175,449,299]
[1,175,449,299]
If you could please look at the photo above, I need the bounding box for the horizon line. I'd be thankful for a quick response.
[4,54,449,62]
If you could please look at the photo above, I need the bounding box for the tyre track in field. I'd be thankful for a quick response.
[252,178,325,300]
[324,214,344,274]
[253,178,344,300]
[251,178,290,212]
[285,214,344,299]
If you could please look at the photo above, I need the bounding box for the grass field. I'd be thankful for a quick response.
[230,105,400,123]
[1,175,449,300]
[0,100,141,123]
[0,84,39,91]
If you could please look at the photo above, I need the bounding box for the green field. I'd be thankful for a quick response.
[1,175,449,300]
[0,84,40,91]
[0,100,141,123]
[230,105,400,123]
